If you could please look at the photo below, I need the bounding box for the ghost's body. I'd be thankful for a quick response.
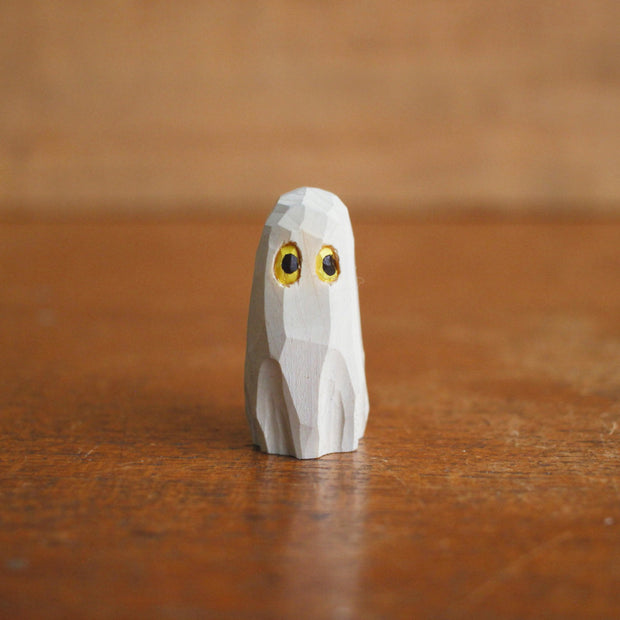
[244,187,369,459]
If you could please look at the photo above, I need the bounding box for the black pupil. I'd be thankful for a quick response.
[281,253,298,274]
[322,255,336,276]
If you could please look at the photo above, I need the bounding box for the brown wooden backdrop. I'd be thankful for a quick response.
[1,0,619,216]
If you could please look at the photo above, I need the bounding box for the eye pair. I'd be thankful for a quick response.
[274,242,339,287]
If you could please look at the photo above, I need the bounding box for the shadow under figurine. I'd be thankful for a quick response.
[244,187,369,459]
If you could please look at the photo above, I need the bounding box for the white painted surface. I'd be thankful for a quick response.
[244,187,369,458]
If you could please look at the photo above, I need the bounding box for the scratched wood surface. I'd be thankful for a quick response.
[1,217,619,619]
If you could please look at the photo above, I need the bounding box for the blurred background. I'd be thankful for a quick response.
[1,0,618,217]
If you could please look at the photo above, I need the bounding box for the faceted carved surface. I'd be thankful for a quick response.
[244,187,369,458]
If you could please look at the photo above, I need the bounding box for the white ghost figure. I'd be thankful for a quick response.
[244,187,369,459]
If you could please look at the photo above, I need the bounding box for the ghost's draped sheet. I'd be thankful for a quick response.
[244,187,369,459]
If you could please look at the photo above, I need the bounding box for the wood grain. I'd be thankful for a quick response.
[1,215,619,618]
[1,1,619,214]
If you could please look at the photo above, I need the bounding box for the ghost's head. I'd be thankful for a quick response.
[261,187,360,356]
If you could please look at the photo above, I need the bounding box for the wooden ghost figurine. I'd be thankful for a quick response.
[244,187,369,459]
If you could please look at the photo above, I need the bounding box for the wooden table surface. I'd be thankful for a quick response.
[1,217,619,619]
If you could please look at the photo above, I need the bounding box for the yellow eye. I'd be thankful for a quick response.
[316,245,340,283]
[274,242,301,286]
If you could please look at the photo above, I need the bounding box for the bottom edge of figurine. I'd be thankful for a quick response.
[252,442,362,460]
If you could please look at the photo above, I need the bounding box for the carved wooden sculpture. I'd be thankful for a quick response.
[244,187,369,458]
